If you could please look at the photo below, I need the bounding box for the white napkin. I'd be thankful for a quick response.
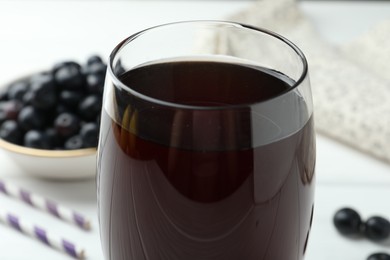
[221,0,390,163]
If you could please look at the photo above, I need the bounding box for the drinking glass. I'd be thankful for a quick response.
[97,21,315,260]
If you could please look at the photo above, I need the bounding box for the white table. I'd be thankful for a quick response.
[1,1,390,259]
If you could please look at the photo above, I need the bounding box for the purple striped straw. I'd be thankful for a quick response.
[0,179,90,230]
[0,211,85,259]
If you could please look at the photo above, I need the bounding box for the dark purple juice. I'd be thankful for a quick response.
[97,60,315,260]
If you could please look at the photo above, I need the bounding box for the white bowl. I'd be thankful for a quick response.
[0,138,96,180]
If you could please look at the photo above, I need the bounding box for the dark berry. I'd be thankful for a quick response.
[29,71,51,83]
[0,87,8,101]
[80,122,98,148]
[45,127,63,148]
[86,73,105,95]
[86,55,103,66]
[0,120,23,145]
[364,216,390,241]
[0,100,23,124]
[54,112,80,138]
[54,62,85,90]
[78,95,102,121]
[367,253,390,260]
[17,106,46,131]
[8,81,29,101]
[64,135,83,150]
[56,104,72,115]
[29,74,57,109]
[24,130,51,149]
[22,91,34,105]
[82,62,107,76]
[52,61,81,75]
[1,56,106,151]
[333,207,362,235]
[59,90,84,108]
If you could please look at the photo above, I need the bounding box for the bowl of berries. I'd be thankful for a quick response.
[0,55,106,179]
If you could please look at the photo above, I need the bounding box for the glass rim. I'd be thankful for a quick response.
[108,20,309,110]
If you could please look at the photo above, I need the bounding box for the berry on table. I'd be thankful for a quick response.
[364,216,390,241]
[367,253,390,260]
[333,207,363,235]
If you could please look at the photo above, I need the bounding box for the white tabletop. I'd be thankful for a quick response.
[1,1,390,259]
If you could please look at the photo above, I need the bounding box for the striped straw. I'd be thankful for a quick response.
[0,179,90,230]
[0,210,85,259]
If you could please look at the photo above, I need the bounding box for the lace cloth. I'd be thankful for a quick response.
[219,0,390,163]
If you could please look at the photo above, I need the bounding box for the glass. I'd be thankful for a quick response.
[97,21,315,260]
